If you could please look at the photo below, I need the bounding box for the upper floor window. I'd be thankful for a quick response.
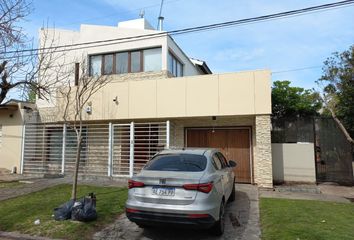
[90,55,101,76]
[89,47,162,76]
[168,52,183,77]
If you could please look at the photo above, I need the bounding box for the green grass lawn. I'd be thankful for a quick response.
[0,184,128,240]
[260,198,354,240]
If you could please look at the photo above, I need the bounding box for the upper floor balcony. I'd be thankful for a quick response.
[49,70,271,122]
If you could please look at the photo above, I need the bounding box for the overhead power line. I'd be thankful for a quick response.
[1,0,354,59]
[272,66,323,74]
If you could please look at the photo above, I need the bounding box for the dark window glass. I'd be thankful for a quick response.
[103,54,113,75]
[74,63,79,86]
[144,154,207,172]
[173,58,177,75]
[167,52,183,77]
[212,154,222,170]
[116,52,128,74]
[89,55,101,76]
[168,53,173,74]
[177,62,183,77]
[217,152,229,168]
[131,51,141,73]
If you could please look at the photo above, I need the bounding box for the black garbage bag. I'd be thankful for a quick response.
[71,193,97,222]
[54,199,75,221]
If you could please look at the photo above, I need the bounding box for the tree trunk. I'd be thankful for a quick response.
[328,107,354,145]
[71,135,82,200]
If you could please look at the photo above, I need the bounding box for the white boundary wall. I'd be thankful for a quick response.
[272,143,316,183]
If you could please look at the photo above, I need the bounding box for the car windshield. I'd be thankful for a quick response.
[144,154,207,172]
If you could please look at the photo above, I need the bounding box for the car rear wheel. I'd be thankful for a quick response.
[211,201,225,236]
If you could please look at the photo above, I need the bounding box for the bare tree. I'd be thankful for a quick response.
[316,46,354,145]
[317,85,354,145]
[0,0,65,104]
[59,61,110,200]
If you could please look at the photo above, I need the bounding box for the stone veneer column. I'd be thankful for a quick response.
[254,115,273,188]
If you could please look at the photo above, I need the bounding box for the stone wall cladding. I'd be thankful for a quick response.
[254,115,273,188]
[107,70,171,82]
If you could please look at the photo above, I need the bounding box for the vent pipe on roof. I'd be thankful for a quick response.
[139,10,145,18]
[158,16,164,31]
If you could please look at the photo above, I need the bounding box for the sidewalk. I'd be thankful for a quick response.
[0,172,127,201]
[0,177,70,201]
[259,183,354,203]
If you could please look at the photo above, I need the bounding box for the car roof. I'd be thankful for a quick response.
[158,148,217,156]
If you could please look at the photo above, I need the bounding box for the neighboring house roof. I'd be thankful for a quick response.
[190,58,212,74]
[0,99,35,111]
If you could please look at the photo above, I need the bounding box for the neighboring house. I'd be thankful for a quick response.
[17,18,273,188]
[0,100,36,172]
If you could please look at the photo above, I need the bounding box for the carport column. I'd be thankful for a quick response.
[20,124,26,174]
[254,115,273,188]
[129,122,135,177]
[166,120,170,149]
[108,122,113,176]
[61,123,67,174]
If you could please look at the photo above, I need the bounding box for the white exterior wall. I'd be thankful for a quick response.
[272,143,316,183]
[167,37,200,76]
[37,19,201,109]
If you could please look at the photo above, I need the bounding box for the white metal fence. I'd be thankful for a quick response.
[21,121,169,177]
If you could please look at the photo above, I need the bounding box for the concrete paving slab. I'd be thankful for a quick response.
[93,184,260,240]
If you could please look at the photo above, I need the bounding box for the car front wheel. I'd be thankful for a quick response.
[211,201,225,236]
[228,180,236,202]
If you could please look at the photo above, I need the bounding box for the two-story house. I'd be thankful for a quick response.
[18,18,272,188]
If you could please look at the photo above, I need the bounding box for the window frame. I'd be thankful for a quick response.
[89,47,161,76]
[168,50,184,77]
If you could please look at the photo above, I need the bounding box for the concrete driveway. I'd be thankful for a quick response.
[94,184,261,240]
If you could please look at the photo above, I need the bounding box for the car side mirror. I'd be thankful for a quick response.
[229,160,237,168]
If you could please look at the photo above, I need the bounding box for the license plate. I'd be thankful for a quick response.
[152,187,175,196]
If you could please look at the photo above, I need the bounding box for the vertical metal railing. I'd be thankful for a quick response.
[166,120,170,149]
[22,120,170,177]
[61,124,67,174]
[20,124,26,174]
[129,122,135,177]
[108,122,113,176]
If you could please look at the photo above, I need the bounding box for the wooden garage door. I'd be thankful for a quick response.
[186,128,252,183]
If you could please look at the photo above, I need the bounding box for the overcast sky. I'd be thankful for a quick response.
[21,0,354,90]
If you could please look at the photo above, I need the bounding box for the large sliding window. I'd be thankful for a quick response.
[89,55,102,76]
[131,51,141,73]
[103,54,113,75]
[144,48,162,72]
[168,51,183,77]
[89,47,162,76]
[116,52,128,74]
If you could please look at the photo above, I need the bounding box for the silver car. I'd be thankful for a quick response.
[125,148,237,236]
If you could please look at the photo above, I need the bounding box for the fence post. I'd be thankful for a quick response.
[20,124,26,174]
[166,120,170,149]
[61,124,67,174]
[108,122,113,176]
[129,122,135,177]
